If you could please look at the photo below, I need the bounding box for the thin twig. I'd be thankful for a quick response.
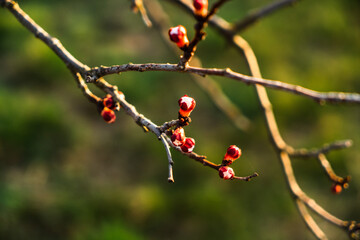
[131,0,152,27]
[73,72,101,104]
[0,0,88,73]
[296,199,328,240]
[232,0,300,33]
[86,63,360,104]
[289,140,353,158]
[317,154,351,185]
[233,172,259,181]
[159,133,175,182]
[158,119,181,132]
[279,152,347,228]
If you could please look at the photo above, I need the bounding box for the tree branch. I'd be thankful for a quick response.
[170,1,356,238]
[296,199,328,240]
[145,0,251,131]
[0,0,88,73]
[289,140,353,158]
[1,0,254,180]
[131,0,152,27]
[86,63,360,104]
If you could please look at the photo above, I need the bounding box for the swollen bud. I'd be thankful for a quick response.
[171,127,186,146]
[219,166,235,180]
[223,145,242,166]
[101,107,116,123]
[103,94,117,110]
[178,95,196,117]
[193,0,208,17]
[331,184,342,194]
[168,25,189,48]
[180,137,195,153]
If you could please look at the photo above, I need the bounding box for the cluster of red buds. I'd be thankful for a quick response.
[169,95,197,153]
[100,93,121,123]
[219,145,242,180]
[171,127,196,153]
[193,0,208,18]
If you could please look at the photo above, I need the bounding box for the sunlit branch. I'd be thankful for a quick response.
[131,0,152,27]
[169,0,356,238]
[296,199,327,240]
[317,154,351,184]
[86,63,360,104]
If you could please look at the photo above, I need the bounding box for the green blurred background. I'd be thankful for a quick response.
[0,0,359,239]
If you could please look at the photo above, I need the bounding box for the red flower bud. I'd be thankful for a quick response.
[223,145,241,165]
[331,184,342,194]
[219,166,235,180]
[101,107,116,123]
[180,137,195,153]
[168,25,189,48]
[193,0,208,17]
[178,95,196,117]
[171,127,186,146]
[103,94,116,109]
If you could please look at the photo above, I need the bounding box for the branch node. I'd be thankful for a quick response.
[348,221,360,240]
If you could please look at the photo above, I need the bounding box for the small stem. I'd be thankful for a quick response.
[159,134,175,183]
[233,172,259,181]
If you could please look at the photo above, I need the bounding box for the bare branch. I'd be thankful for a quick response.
[73,72,101,104]
[0,0,88,73]
[296,199,328,240]
[233,0,300,33]
[131,0,152,27]
[190,69,251,130]
[279,152,347,228]
[317,154,351,185]
[86,63,360,104]
[233,172,259,181]
[289,140,353,158]
[181,2,354,237]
